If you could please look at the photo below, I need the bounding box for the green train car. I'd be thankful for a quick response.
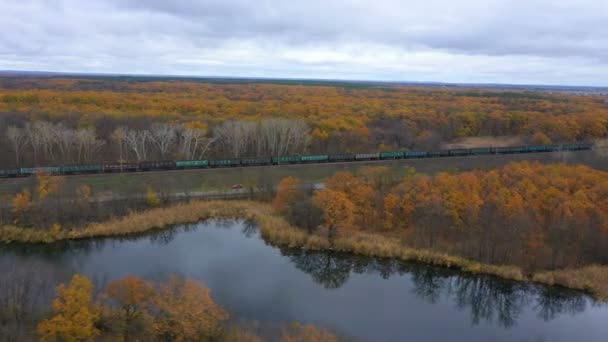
[59,164,102,174]
[380,151,404,159]
[272,155,301,164]
[176,160,209,169]
[301,155,329,163]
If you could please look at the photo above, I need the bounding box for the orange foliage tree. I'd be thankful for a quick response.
[273,176,305,213]
[152,275,229,341]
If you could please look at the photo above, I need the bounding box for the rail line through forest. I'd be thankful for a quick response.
[0,143,595,179]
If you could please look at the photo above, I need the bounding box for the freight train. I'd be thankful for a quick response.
[0,143,593,178]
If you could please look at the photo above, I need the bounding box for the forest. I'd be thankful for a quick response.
[1,76,608,167]
[274,162,608,271]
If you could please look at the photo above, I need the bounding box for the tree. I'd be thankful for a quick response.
[313,189,356,235]
[37,274,100,342]
[152,276,229,341]
[111,126,127,162]
[74,128,105,163]
[177,123,214,160]
[213,121,256,157]
[12,190,32,223]
[125,129,150,162]
[103,275,155,339]
[6,126,28,166]
[150,123,177,158]
[273,176,304,213]
[37,173,63,200]
[145,187,161,207]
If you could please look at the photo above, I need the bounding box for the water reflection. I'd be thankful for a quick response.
[281,248,593,328]
[0,221,602,334]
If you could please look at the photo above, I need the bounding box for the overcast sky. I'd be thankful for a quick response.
[1,0,607,86]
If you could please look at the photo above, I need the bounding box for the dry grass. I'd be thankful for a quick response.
[532,265,608,301]
[0,200,270,243]
[1,200,606,300]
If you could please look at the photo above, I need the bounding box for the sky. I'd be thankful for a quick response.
[1,0,607,86]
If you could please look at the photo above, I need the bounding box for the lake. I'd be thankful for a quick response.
[2,220,607,341]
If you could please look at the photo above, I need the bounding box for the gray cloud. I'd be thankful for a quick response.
[0,0,607,85]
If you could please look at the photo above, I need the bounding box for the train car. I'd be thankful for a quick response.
[427,150,449,157]
[19,166,61,175]
[355,153,379,161]
[0,168,20,178]
[139,160,176,171]
[103,162,139,173]
[328,153,355,162]
[176,160,209,169]
[272,155,302,164]
[379,151,404,159]
[509,146,528,153]
[209,159,241,167]
[448,149,470,156]
[470,147,492,155]
[494,147,511,154]
[301,155,329,163]
[241,157,272,166]
[59,164,102,174]
[404,151,427,158]
[526,145,550,153]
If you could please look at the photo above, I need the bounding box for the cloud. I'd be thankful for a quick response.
[0,0,607,85]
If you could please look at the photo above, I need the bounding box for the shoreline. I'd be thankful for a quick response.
[1,200,607,301]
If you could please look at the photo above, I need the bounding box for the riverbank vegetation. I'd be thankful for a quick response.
[2,161,608,300]
[1,76,608,167]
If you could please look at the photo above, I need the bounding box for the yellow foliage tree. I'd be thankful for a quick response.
[12,189,32,215]
[152,276,229,341]
[145,187,161,207]
[37,173,63,200]
[37,274,100,342]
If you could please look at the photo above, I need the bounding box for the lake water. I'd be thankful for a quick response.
[2,220,607,341]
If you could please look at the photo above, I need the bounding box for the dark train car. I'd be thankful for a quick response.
[427,150,449,157]
[103,162,139,173]
[209,159,241,167]
[59,164,103,175]
[139,160,176,171]
[241,157,272,166]
[328,153,355,162]
[448,149,470,156]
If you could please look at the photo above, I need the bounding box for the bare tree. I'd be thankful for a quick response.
[177,125,214,160]
[151,123,177,159]
[125,129,150,162]
[55,125,76,163]
[75,129,105,163]
[24,122,43,164]
[111,126,127,162]
[213,121,256,157]
[256,119,310,156]
[6,126,28,166]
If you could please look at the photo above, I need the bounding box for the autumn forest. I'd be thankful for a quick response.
[2,76,608,341]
